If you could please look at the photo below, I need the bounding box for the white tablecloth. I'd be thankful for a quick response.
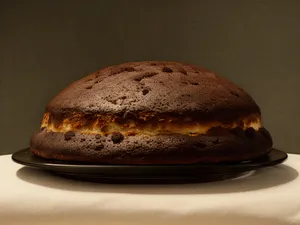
[0,153,300,225]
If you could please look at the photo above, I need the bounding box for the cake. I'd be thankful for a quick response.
[29,61,273,164]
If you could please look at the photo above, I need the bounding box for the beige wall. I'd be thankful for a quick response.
[1,0,300,154]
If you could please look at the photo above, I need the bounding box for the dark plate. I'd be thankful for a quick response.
[11,148,288,184]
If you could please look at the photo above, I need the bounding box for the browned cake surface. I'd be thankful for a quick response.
[46,61,260,123]
[30,127,272,164]
[30,61,273,164]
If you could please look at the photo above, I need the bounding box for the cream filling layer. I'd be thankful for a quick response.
[41,112,262,136]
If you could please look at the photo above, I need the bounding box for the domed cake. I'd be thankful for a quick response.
[30,61,273,164]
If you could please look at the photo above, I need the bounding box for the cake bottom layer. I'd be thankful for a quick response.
[30,127,273,165]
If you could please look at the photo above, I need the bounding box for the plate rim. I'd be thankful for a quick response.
[12,147,288,169]
[11,148,288,182]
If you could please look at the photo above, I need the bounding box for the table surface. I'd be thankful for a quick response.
[1,153,300,225]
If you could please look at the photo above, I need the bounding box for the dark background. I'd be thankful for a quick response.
[1,0,300,155]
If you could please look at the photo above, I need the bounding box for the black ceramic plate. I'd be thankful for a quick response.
[12,148,287,184]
